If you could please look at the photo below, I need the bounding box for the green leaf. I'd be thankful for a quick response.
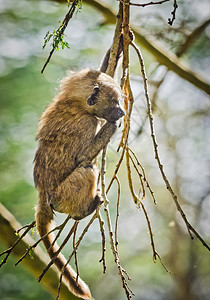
[29,249,34,260]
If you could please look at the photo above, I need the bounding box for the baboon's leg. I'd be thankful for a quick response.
[51,163,101,220]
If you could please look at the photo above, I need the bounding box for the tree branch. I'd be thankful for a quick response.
[52,0,210,94]
[0,203,78,300]
[176,18,210,57]
[131,42,210,252]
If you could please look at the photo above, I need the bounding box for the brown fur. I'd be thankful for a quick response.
[34,69,124,299]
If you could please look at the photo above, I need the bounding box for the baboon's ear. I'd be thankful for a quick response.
[87,86,99,106]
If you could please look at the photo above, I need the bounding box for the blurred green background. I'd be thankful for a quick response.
[0,0,210,299]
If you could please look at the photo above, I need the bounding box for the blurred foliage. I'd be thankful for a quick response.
[0,0,210,300]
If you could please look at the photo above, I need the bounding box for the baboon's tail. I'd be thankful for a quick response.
[35,197,91,300]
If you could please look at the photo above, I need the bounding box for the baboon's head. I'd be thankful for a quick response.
[86,71,125,122]
[59,69,125,122]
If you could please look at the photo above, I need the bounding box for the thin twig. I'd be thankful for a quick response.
[73,221,80,283]
[127,147,156,204]
[131,41,210,252]
[106,76,134,194]
[97,211,106,273]
[141,200,172,273]
[15,221,36,234]
[168,0,178,26]
[114,175,121,249]
[126,149,159,263]
[155,252,174,274]
[62,212,99,273]
[15,215,71,267]
[0,220,36,267]
[41,0,79,73]
[138,18,210,134]
[56,273,63,300]
[56,211,99,299]
[50,215,71,249]
[101,148,134,299]
[140,201,157,261]
[119,0,171,7]
[127,150,146,200]
[15,220,65,266]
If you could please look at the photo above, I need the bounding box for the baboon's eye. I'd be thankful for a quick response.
[87,86,100,106]
[93,86,99,92]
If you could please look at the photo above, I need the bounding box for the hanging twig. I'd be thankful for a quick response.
[101,148,134,300]
[41,0,79,73]
[56,211,99,300]
[114,175,121,249]
[97,211,107,273]
[131,41,210,252]
[168,0,178,26]
[126,148,172,272]
[106,75,134,194]
[127,150,146,200]
[127,147,156,204]
[137,17,210,134]
[73,221,80,283]
[50,215,72,249]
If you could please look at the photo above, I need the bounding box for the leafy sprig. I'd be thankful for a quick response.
[43,21,70,51]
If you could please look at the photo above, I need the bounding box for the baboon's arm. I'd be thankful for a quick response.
[77,122,117,164]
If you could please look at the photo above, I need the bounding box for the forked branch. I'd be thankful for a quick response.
[0,220,36,267]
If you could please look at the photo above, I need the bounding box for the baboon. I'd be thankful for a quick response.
[34,48,124,298]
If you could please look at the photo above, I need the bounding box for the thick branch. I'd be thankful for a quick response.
[176,18,210,57]
[106,3,123,77]
[0,203,78,300]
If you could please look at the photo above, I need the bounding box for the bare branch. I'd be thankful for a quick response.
[101,148,134,300]
[176,18,210,57]
[0,203,76,300]
[80,0,210,94]
[119,0,171,7]
[56,211,99,299]
[131,41,210,252]
[14,215,71,267]
[15,221,36,235]
[168,0,178,26]
[0,220,36,267]
[120,1,130,88]
[106,2,123,77]
[114,175,121,249]
[127,147,156,204]
[73,221,80,283]
[97,211,106,273]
